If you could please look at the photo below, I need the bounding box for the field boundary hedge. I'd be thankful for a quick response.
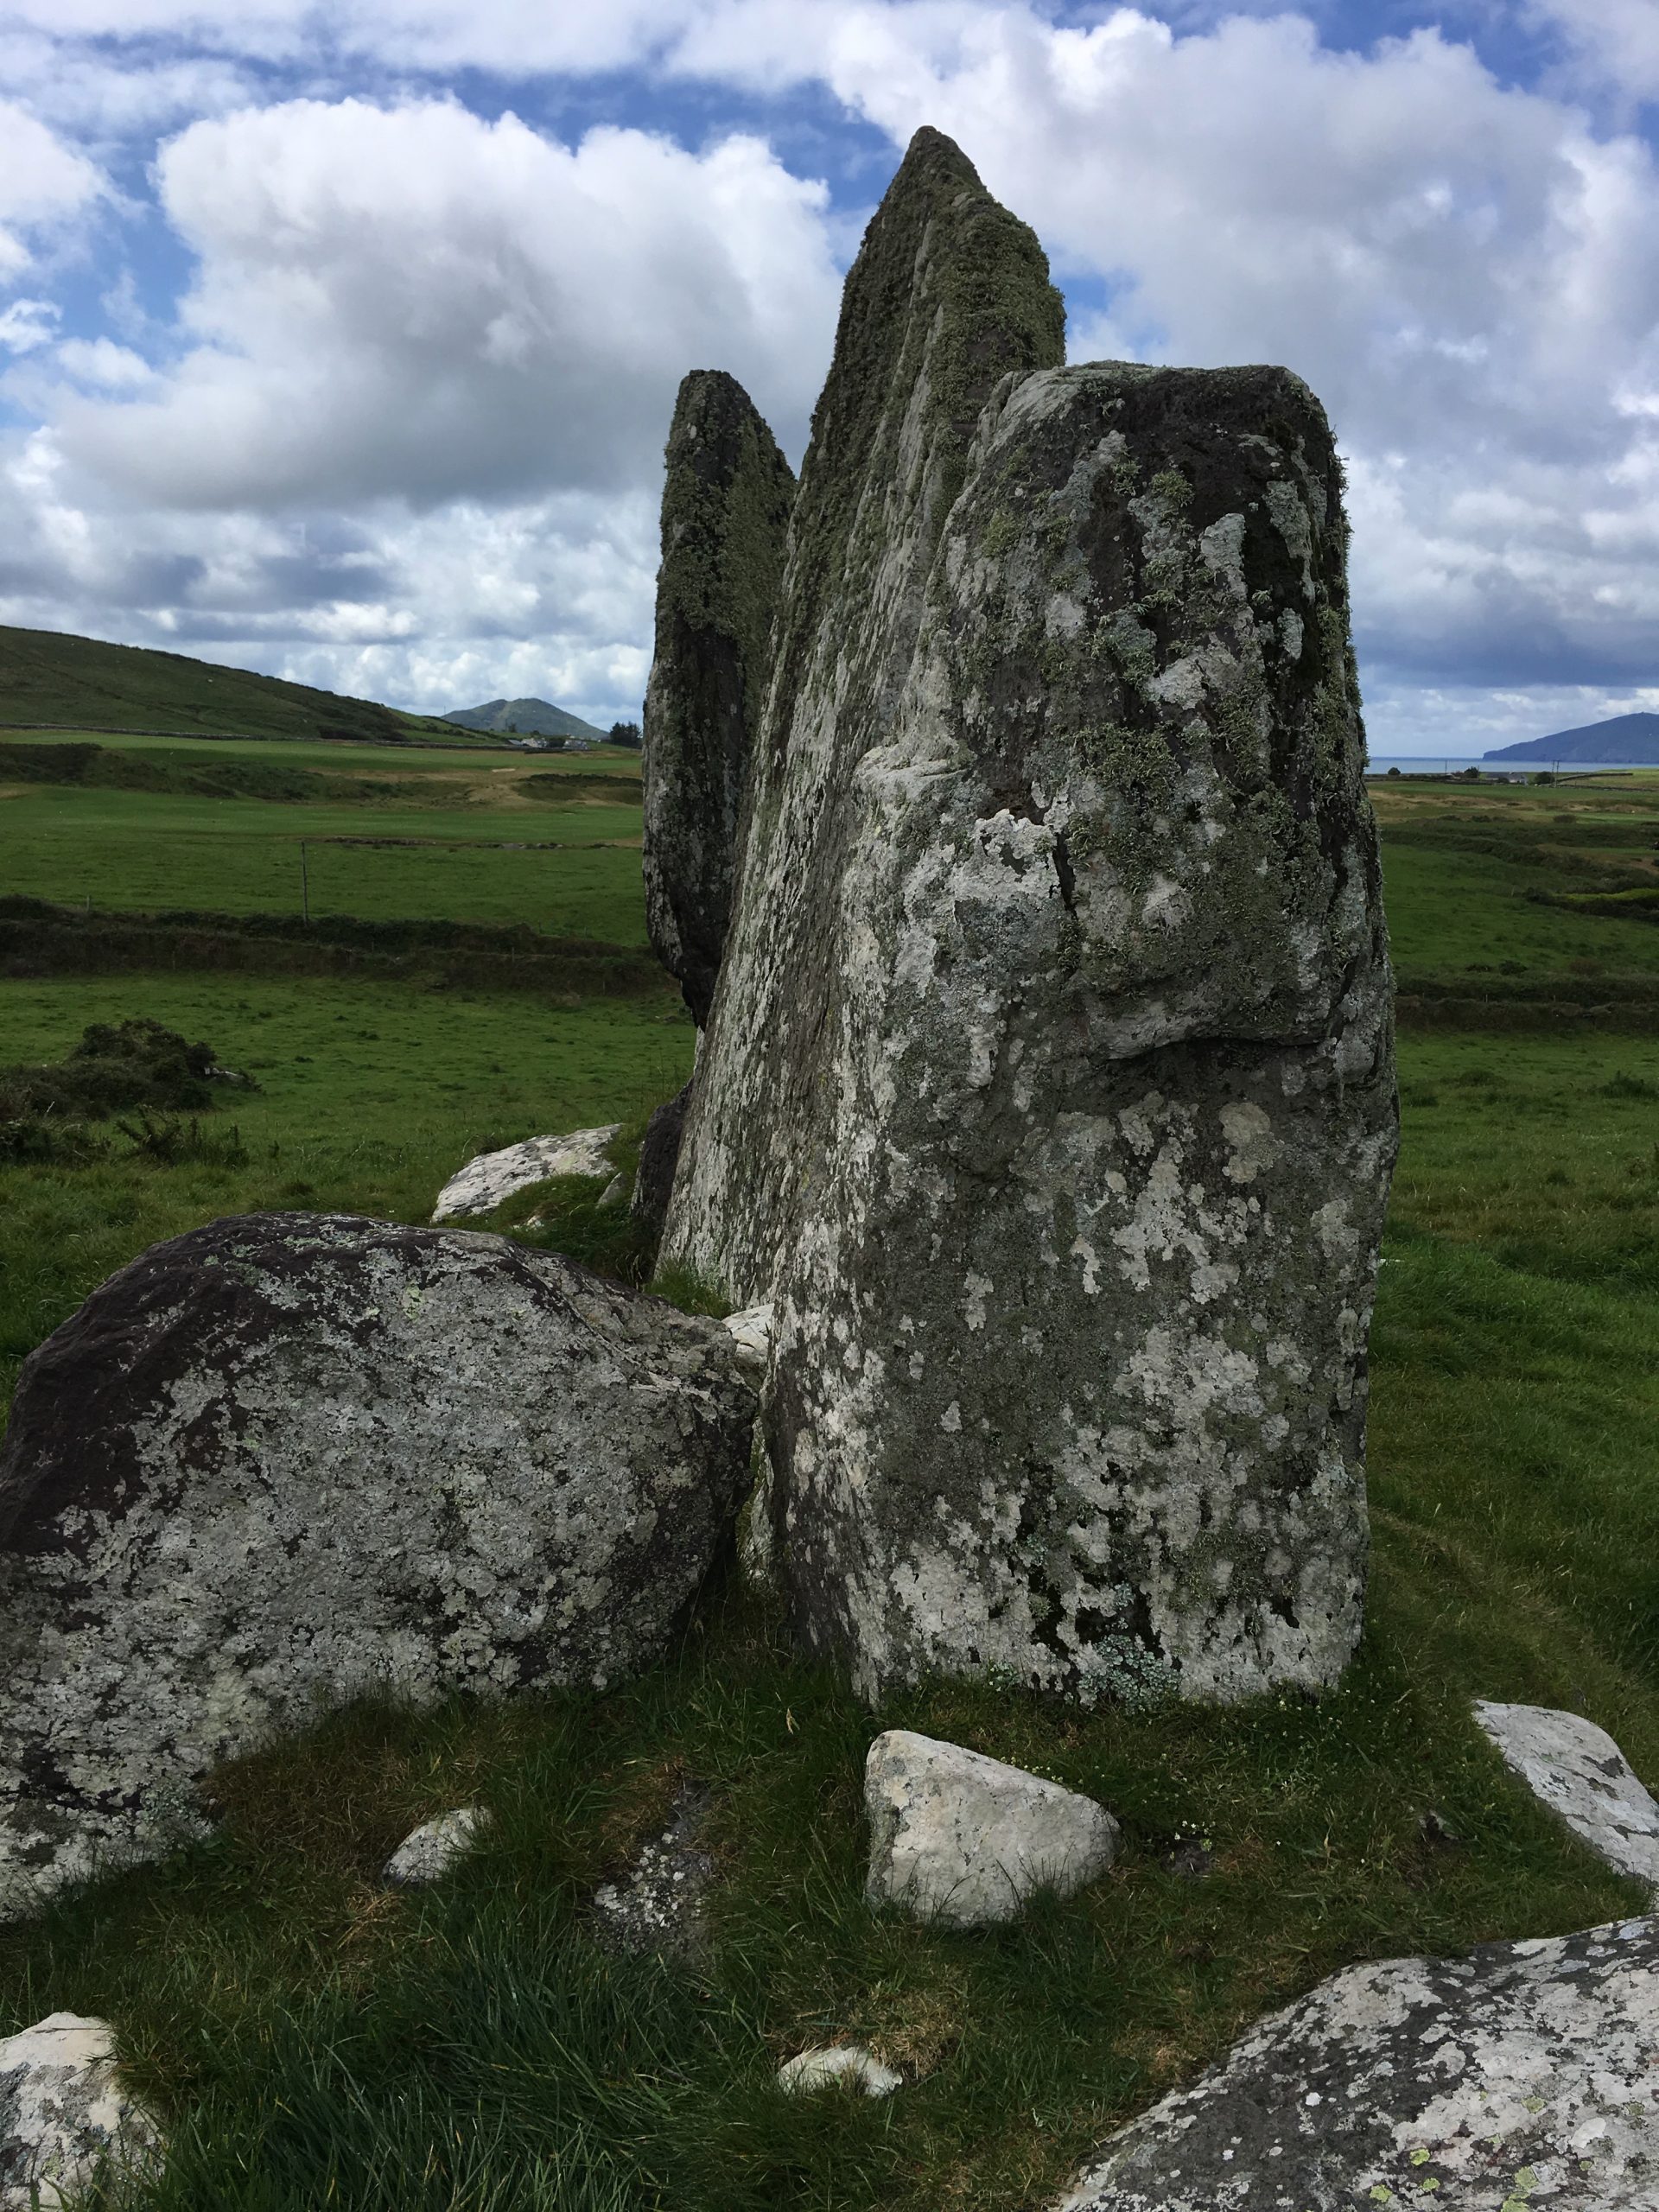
[0,898,669,1001]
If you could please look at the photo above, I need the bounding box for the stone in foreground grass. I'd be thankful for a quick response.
[1061,1916,1659,2211]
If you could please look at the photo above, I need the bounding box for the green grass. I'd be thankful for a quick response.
[1,790,648,937]
[5,729,640,780]
[2,730,647,935]
[0,972,693,1416]
[1,768,1657,2209]
[2,1007,1657,2209]
[1373,770,1659,990]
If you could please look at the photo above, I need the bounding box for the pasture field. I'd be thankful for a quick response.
[0,766,1656,2211]
[2,733,646,935]
[1372,767,1659,986]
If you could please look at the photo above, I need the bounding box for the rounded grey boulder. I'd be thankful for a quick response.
[0,1213,755,1918]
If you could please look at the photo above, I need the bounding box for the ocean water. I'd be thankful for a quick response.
[1364,756,1643,777]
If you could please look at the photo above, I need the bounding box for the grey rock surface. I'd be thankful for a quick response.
[0,2012,161,2211]
[432,1125,620,1221]
[1476,1700,1659,1889]
[631,1081,690,1239]
[1058,1916,1659,2210]
[590,1783,715,1956]
[663,128,1395,1705]
[777,2044,901,2098]
[721,1301,774,1378]
[642,369,795,1026]
[864,1728,1118,1928]
[0,1213,754,1918]
[384,1806,489,1887]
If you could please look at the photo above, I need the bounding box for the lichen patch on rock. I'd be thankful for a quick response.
[1060,1916,1659,2210]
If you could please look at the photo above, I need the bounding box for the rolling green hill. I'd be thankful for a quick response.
[0,625,466,746]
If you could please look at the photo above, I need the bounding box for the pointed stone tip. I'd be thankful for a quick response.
[896,124,982,190]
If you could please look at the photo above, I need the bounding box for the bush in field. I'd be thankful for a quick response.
[0,1017,252,1162]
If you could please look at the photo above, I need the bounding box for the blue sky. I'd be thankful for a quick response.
[2,0,1658,752]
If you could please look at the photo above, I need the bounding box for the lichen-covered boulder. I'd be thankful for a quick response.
[663,130,1395,1706]
[0,2012,160,2211]
[1058,1916,1659,2210]
[0,1213,754,1918]
[642,369,795,1026]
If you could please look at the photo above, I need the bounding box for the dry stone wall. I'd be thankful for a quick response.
[661,130,1395,1705]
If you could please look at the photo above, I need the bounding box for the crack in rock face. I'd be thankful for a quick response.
[642,368,797,1029]
[659,128,1395,1707]
[0,1213,755,1920]
[1059,1916,1659,2210]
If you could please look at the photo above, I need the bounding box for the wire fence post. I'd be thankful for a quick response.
[300,841,309,924]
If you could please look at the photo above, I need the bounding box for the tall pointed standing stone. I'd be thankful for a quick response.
[641,369,795,1027]
[662,131,1396,1707]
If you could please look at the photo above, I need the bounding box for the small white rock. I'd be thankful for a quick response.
[1475,1700,1659,1888]
[0,2012,161,2211]
[721,1301,775,1376]
[865,1729,1119,1928]
[383,1806,489,1886]
[776,2044,901,2098]
[431,1126,620,1222]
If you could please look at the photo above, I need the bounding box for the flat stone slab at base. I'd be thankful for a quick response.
[865,1730,1118,1929]
[591,1785,715,1956]
[777,2045,900,2098]
[431,1126,620,1221]
[384,1807,488,1886]
[1058,1916,1659,2211]
[1475,1700,1659,1889]
[0,2012,161,2211]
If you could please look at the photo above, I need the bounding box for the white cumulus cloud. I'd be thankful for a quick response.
[55,102,840,511]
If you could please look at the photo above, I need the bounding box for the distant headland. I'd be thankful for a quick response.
[1485,710,1659,763]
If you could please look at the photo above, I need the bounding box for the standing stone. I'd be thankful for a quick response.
[662,131,1395,1704]
[641,369,796,1027]
[0,1213,754,1918]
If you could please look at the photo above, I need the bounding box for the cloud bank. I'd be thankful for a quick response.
[1,0,1656,745]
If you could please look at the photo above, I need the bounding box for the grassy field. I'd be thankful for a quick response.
[1372,768,1659,985]
[3,734,646,937]
[0,768,1656,2210]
